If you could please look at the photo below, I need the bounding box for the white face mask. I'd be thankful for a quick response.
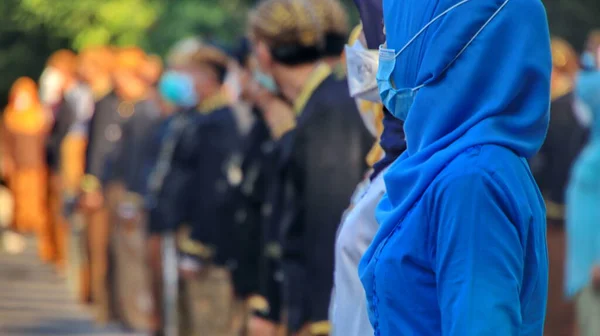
[345,40,381,103]
[39,67,65,106]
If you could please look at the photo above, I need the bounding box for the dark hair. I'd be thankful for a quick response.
[323,33,347,57]
[233,37,252,68]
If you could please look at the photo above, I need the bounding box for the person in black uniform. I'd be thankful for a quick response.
[145,68,199,336]
[247,0,373,334]
[80,46,148,323]
[155,45,240,336]
[107,51,161,330]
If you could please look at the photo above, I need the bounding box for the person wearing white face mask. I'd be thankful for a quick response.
[330,24,386,336]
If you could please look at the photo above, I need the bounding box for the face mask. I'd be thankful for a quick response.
[377,0,505,121]
[345,41,380,103]
[39,67,65,106]
[158,70,198,107]
[253,69,278,94]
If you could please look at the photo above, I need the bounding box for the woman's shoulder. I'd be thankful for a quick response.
[429,145,544,218]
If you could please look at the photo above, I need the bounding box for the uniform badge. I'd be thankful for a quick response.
[105,124,122,142]
[118,101,135,118]
[227,164,243,186]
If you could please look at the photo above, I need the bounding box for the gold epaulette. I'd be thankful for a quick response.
[198,92,229,114]
[81,174,101,193]
[177,227,215,259]
[309,321,331,335]
[545,199,565,221]
[293,62,332,115]
[247,295,270,314]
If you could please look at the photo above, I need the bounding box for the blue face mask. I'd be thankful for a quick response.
[158,71,198,107]
[377,0,477,121]
[253,69,278,93]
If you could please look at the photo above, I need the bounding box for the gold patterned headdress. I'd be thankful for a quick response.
[249,0,325,63]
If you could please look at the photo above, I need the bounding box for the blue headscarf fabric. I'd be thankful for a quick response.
[359,0,551,332]
[565,70,600,298]
[362,0,550,263]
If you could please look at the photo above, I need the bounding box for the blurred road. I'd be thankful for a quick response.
[0,236,143,336]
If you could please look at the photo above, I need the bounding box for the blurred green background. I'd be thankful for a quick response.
[0,0,598,107]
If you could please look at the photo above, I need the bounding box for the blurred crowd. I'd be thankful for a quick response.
[0,0,598,335]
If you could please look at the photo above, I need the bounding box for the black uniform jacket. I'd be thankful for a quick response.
[225,108,273,299]
[84,92,131,187]
[109,99,160,196]
[146,108,195,234]
[46,98,76,173]
[270,64,374,331]
[531,91,589,221]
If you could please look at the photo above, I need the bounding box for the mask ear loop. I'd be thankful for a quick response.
[393,0,471,57]
[412,0,510,93]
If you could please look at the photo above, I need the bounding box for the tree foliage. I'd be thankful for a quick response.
[0,0,597,107]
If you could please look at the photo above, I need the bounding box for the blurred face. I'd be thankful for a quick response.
[39,66,66,106]
[185,63,217,99]
[114,70,147,100]
[13,91,35,111]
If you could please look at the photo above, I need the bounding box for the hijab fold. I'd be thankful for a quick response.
[361,0,551,269]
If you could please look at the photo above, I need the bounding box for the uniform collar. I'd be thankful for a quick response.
[293,62,332,115]
[197,92,229,114]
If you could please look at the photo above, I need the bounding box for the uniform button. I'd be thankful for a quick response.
[105,124,122,142]
[261,203,273,216]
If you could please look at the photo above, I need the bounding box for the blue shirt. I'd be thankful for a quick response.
[366,145,547,335]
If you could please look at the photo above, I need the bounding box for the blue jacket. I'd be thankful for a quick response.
[359,0,551,335]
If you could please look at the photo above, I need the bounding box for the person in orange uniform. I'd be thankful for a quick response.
[1,78,51,259]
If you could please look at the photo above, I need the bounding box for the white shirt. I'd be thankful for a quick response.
[331,167,388,336]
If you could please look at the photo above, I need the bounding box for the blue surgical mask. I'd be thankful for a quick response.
[377,0,502,121]
[158,70,198,107]
[253,69,278,93]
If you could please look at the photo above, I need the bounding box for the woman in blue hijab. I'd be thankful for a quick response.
[359,0,552,335]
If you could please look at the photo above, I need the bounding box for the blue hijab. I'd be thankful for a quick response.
[565,69,600,298]
[361,0,551,270]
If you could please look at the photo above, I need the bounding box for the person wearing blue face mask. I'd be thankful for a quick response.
[359,0,552,335]
[144,68,199,335]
